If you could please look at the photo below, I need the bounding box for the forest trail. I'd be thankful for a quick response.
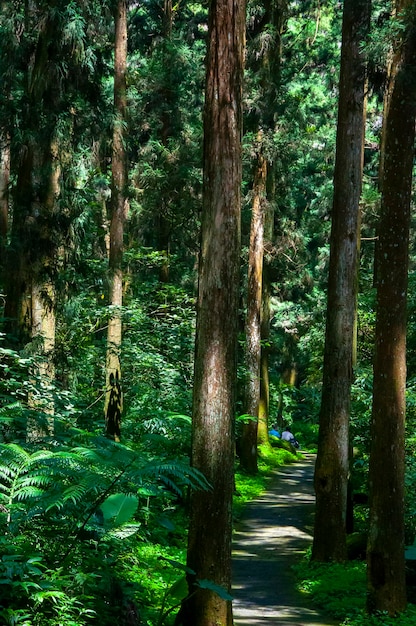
[232,453,339,625]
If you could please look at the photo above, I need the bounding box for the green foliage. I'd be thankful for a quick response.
[2,0,416,623]
[123,546,188,625]
[100,493,138,528]
[0,427,209,625]
[295,551,416,626]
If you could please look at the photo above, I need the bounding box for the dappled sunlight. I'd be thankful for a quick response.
[232,457,337,625]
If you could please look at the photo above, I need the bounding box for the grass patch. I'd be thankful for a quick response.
[294,550,416,626]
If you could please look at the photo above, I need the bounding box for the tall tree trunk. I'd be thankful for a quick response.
[3,4,57,346]
[26,135,61,440]
[241,0,287,454]
[257,169,276,445]
[240,143,266,473]
[312,0,369,562]
[258,254,271,445]
[158,0,173,283]
[366,1,416,613]
[3,140,34,343]
[0,131,9,268]
[176,0,245,623]
[105,0,128,443]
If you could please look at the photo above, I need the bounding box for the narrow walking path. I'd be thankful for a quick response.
[232,453,339,625]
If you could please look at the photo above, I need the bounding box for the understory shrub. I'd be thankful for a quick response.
[294,550,416,626]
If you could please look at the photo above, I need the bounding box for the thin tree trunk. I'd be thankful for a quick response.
[258,263,271,445]
[105,0,128,443]
[177,0,245,622]
[366,1,416,613]
[158,0,173,284]
[0,131,10,267]
[240,143,266,473]
[312,0,369,562]
[257,169,275,445]
[244,0,288,450]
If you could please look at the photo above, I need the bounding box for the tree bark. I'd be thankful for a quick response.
[242,0,288,452]
[240,144,266,474]
[312,0,369,562]
[3,4,59,346]
[105,0,128,442]
[366,1,416,613]
[0,131,9,268]
[177,0,245,623]
[258,254,272,445]
[26,135,61,440]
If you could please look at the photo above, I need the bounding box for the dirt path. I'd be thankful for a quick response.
[232,453,339,625]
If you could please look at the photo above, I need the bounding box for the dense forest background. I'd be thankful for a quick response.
[1,0,416,624]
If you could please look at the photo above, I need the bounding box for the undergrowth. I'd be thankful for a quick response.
[294,549,416,626]
[233,444,300,520]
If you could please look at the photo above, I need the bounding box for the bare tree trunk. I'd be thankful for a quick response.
[366,1,416,613]
[312,0,369,562]
[177,0,245,622]
[3,5,57,346]
[105,0,128,442]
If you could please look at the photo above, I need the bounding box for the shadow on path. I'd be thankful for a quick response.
[232,453,339,625]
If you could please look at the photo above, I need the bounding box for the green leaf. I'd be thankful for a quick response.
[100,493,138,527]
[166,576,188,603]
[157,516,175,531]
[158,556,196,576]
[405,545,416,560]
[196,579,233,601]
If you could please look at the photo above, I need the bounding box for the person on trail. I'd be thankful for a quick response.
[281,427,300,449]
[268,424,281,438]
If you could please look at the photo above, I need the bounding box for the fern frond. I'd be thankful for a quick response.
[14,486,45,501]
[62,480,93,505]
[17,474,52,489]
[137,460,211,493]
[0,442,31,460]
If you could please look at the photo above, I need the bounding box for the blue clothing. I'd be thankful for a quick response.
[269,428,281,438]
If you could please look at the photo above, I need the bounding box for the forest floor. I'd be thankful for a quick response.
[232,453,339,626]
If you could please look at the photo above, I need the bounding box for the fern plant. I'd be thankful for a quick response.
[0,433,210,625]
[0,435,209,541]
[0,443,62,529]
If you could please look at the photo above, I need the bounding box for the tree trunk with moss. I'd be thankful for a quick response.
[312,0,369,562]
[242,0,288,453]
[240,145,266,474]
[105,0,128,442]
[26,135,61,440]
[366,1,416,613]
[3,6,62,436]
